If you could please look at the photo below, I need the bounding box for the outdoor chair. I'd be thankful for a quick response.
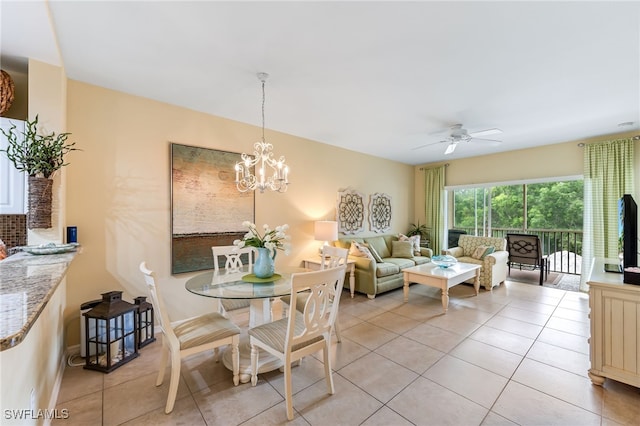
[506,234,547,285]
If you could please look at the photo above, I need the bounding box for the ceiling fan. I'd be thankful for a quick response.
[413,124,503,155]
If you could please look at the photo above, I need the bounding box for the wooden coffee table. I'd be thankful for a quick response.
[403,262,481,312]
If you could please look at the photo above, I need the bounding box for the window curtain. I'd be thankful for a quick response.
[424,165,445,255]
[581,138,634,291]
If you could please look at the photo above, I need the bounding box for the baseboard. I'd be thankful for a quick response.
[44,347,70,426]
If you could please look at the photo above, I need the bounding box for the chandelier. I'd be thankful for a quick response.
[235,72,289,193]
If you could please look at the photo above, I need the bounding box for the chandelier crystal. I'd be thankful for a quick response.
[235,72,289,193]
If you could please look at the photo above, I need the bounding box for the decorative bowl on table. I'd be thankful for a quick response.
[431,255,458,269]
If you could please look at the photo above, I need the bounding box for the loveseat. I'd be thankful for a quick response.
[443,234,509,291]
[334,234,433,299]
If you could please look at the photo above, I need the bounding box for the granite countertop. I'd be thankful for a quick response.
[0,251,77,351]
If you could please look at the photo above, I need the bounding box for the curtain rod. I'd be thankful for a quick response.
[419,163,449,171]
[578,135,640,146]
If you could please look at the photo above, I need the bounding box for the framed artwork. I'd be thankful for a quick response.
[369,193,392,233]
[336,188,365,234]
[171,143,255,274]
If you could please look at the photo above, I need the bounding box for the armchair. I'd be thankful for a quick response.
[443,235,508,291]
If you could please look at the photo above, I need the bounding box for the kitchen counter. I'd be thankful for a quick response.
[0,251,76,351]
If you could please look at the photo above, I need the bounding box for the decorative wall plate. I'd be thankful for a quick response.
[369,193,392,233]
[336,188,365,234]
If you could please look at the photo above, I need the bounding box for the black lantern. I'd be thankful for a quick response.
[134,296,155,349]
[83,291,139,373]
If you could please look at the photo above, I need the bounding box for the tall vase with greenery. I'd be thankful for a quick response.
[0,115,77,229]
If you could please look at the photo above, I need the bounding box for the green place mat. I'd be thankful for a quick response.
[242,273,282,283]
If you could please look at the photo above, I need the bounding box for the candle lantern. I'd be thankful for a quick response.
[134,296,155,349]
[83,291,138,373]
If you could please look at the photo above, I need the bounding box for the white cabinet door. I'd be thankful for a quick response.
[0,118,26,214]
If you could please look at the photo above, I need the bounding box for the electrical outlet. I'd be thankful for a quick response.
[30,388,36,411]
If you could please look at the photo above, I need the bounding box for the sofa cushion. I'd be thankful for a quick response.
[413,256,430,265]
[457,256,483,266]
[382,257,416,270]
[391,240,414,259]
[364,236,391,259]
[375,262,400,277]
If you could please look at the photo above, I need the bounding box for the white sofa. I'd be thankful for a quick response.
[443,234,509,291]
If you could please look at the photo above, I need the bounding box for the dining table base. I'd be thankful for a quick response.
[222,333,283,383]
[221,298,285,383]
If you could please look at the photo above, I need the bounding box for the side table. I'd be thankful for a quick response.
[303,257,356,298]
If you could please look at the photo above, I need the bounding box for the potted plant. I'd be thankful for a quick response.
[0,115,77,228]
[407,221,430,244]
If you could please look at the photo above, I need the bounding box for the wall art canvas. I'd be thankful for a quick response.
[171,143,255,274]
[369,192,392,233]
[336,188,365,234]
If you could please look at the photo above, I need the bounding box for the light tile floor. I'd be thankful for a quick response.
[54,280,640,425]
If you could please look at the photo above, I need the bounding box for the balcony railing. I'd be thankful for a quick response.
[452,227,583,275]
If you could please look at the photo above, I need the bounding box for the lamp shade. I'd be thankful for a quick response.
[314,221,338,242]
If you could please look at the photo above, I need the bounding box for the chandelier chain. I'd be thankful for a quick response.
[234,72,290,193]
[261,78,266,143]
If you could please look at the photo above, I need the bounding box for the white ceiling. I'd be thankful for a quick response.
[2,1,639,165]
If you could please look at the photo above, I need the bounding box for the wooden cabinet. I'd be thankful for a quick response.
[587,258,640,388]
[0,118,25,214]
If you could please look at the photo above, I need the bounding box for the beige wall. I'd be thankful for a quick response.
[414,134,640,226]
[0,60,69,421]
[27,59,68,246]
[64,81,414,344]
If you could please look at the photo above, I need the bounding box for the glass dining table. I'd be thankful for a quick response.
[185,265,306,383]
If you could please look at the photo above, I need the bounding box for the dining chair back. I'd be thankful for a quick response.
[283,245,348,342]
[139,261,241,414]
[248,265,347,420]
[212,245,254,314]
[212,245,254,272]
[321,245,349,269]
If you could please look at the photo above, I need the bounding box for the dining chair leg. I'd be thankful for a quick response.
[250,344,259,386]
[156,343,169,386]
[323,340,335,395]
[334,319,342,343]
[232,336,240,386]
[284,358,294,420]
[165,351,181,414]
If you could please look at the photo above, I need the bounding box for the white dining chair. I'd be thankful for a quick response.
[212,245,254,315]
[139,261,241,414]
[283,245,348,342]
[248,265,347,420]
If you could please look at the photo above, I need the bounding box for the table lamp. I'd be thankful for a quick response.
[314,220,338,256]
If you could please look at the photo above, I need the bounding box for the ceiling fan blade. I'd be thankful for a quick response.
[411,140,447,150]
[471,137,502,146]
[469,128,502,138]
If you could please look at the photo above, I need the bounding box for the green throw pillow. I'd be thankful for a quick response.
[392,240,414,259]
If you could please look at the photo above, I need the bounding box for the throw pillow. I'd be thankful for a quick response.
[399,233,421,255]
[364,242,384,263]
[392,240,414,259]
[471,245,495,260]
[483,246,495,259]
[350,241,376,263]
